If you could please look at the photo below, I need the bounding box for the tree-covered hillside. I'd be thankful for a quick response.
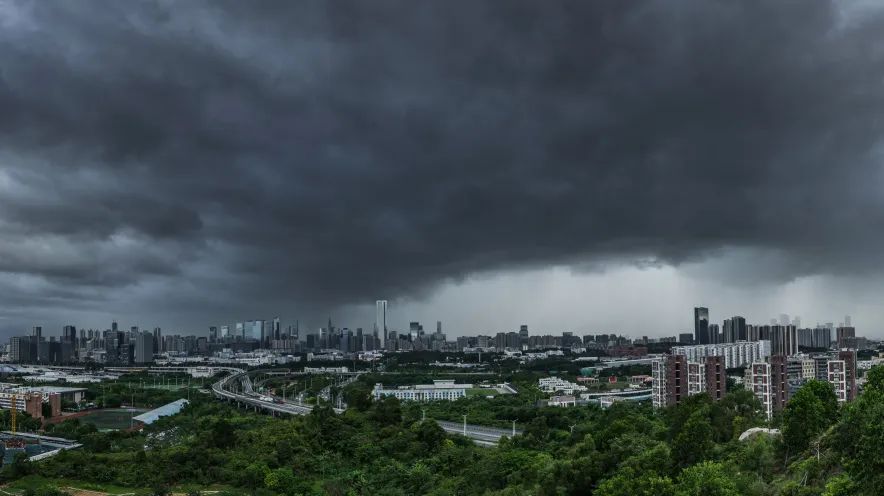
[2,367,882,495]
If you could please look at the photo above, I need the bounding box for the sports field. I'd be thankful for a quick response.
[76,408,148,430]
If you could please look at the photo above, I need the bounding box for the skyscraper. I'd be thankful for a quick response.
[375,300,388,347]
[694,307,710,345]
[134,331,154,364]
[209,326,218,342]
[722,316,747,343]
[770,325,797,356]
[62,325,77,343]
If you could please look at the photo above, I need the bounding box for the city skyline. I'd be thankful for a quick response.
[1,303,865,342]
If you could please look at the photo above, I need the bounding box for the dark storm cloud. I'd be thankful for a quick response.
[1,0,884,325]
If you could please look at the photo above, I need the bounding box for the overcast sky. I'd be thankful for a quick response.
[1,1,884,339]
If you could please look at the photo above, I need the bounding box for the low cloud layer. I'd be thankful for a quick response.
[1,1,884,334]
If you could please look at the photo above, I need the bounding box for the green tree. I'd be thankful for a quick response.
[782,380,838,456]
[264,468,296,495]
[831,389,884,493]
[595,467,674,496]
[821,474,855,496]
[413,420,447,455]
[862,365,884,394]
[343,382,374,411]
[369,396,402,426]
[675,461,739,496]
[732,435,776,480]
[671,408,713,468]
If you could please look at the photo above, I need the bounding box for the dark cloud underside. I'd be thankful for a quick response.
[1,0,883,328]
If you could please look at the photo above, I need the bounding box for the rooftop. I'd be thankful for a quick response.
[132,399,189,425]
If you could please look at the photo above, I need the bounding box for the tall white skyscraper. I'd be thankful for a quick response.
[375,300,388,347]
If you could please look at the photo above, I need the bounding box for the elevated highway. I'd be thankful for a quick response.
[211,369,517,445]
[212,370,343,415]
[436,420,522,446]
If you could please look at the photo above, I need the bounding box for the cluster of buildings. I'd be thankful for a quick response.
[651,308,864,420]
[7,324,221,365]
[0,383,86,420]
[745,350,858,419]
[689,307,866,350]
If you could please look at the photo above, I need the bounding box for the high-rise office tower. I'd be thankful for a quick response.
[31,326,42,338]
[375,300,388,347]
[722,316,747,343]
[247,320,265,343]
[62,325,77,343]
[220,325,230,339]
[209,326,218,342]
[694,307,710,345]
[273,317,281,340]
[134,331,154,364]
[437,321,443,334]
[844,315,852,326]
[153,327,162,353]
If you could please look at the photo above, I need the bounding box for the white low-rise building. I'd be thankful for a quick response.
[373,380,471,402]
[548,395,576,407]
[538,376,587,395]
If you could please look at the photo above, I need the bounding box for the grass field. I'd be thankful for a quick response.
[142,384,191,391]
[2,476,242,496]
[76,408,148,430]
[2,475,143,495]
